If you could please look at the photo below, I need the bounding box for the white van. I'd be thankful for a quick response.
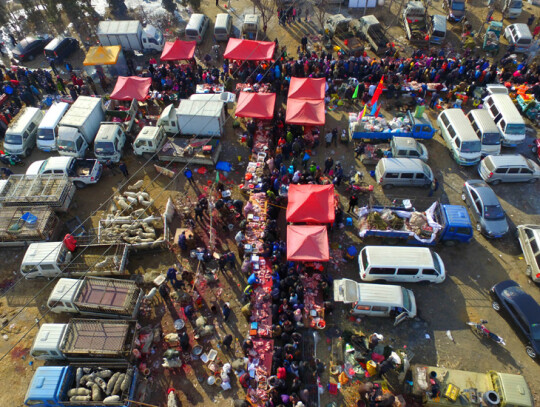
[504,23,532,53]
[437,109,482,166]
[506,0,523,18]
[483,94,526,147]
[333,278,416,326]
[467,109,501,156]
[3,107,44,157]
[359,246,446,284]
[186,14,210,44]
[375,158,433,188]
[37,102,69,152]
[215,13,233,41]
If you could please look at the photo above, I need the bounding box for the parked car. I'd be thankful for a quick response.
[478,154,540,184]
[12,35,52,61]
[516,224,540,282]
[490,280,540,359]
[461,179,509,238]
[43,36,79,62]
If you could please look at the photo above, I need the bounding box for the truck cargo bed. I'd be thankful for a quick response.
[63,244,128,276]
[0,175,75,211]
[158,137,222,165]
[62,319,136,359]
[0,207,62,246]
[75,278,141,317]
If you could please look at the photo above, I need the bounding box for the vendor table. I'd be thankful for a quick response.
[196,84,225,94]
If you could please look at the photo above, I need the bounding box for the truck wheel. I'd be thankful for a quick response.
[461,193,466,201]
[476,223,482,232]
[24,148,31,158]
[490,179,501,185]
[528,178,537,184]
[74,181,86,189]
[525,266,532,276]
[526,346,537,359]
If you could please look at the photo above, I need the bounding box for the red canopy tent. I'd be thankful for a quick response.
[160,40,196,60]
[287,225,329,262]
[235,92,276,119]
[110,76,152,101]
[287,77,326,100]
[285,99,325,126]
[286,184,335,224]
[223,38,275,61]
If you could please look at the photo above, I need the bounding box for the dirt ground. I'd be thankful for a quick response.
[0,0,540,406]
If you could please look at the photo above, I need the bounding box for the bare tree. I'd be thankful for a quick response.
[313,0,329,32]
[251,0,276,35]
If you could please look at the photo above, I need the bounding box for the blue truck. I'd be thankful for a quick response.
[349,111,435,141]
[358,202,473,246]
[24,364,137,407]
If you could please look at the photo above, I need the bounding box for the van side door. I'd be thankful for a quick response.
[394,311,409,326]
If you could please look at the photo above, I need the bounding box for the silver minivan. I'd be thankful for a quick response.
[333,278,417,326]
[214,13,233,41]
[375,158,433,188]
[186,14,210,44]
[390,137,428,161]
[429,14,447,45]
[478,154,540,184]
[517,225,540,282]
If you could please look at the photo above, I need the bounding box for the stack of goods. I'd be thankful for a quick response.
[235,83,272,93]
[351,116,413,134]
[359,208,434,238]
[244,193,267,253]
[246,339,274,404]
[252,129,271,154]
[251,257,273,337]
[299,270,325,329]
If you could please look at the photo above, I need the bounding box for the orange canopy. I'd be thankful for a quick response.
[223,38,275,61]
[110,76,151,101]
[285,99,325,126]
[287,77,326,100]
[235,92,276,119]
[287,225,330,262]
[160,40,196,60]
[286,184,335,224]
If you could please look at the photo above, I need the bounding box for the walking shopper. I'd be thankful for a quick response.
[118,161,129,177]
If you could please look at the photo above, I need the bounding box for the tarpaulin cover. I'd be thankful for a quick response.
[287,225,330,262]
[287,77,326,100]
[286,184,335,223]
[110,76,151,101]
[235,92,276,119]
[285,99,325,125]
[83,45,121,66]
[223,38,275,61]
[160,40,196,60]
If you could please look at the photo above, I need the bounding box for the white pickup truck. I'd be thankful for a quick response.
[26,156,102,188]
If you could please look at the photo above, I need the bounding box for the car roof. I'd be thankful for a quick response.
[485,154,530,167]
[44,36,67,51]
[466,180,500,205]
[501,285,540,323]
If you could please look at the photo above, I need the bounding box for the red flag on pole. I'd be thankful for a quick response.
[370,76,384,106]
[374,103,381,117]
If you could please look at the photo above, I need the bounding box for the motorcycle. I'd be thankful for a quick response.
[212,44,220,61]
[345,171,375,195]
[0,151,22,166]
[467,320,506,346]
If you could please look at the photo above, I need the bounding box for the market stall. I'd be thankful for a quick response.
[110,76,152,101]
[286,225,330,262]
[83,45,128,84]
[160,40,196,61]
[235,92,276,120]
[286,184,336,224]
[286,77,327,126]
[223,38,276,61]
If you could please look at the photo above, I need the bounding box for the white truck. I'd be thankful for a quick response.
[94,123,126,163]
[26,156,102,189]
[97,20,164,52]
[157,100,225,137]
[30,319,137,361]
[133,126,223,165]
[57,96,105,158]
[20,241,129,279]
[104,98,138,134]
[47,277,143,319]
